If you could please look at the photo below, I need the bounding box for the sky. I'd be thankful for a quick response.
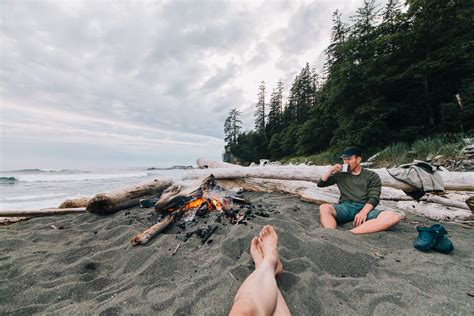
[1,0,372,170]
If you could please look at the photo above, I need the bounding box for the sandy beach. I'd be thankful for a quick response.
[1,191,473,315]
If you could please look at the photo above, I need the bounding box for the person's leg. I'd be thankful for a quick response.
[350,211,402,234]
[319,204,337,228]
[229,226,284,316]
[273,288,291,316]
[247,234,289,316]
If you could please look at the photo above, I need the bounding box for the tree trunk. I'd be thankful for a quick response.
[397,201,471,221]
[58,197,90,208]
[0,207,86,217]
[86,179,173,214]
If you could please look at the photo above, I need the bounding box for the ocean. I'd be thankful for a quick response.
[0,167,187,211]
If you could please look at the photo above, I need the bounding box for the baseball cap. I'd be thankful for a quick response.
[340,146,362,158]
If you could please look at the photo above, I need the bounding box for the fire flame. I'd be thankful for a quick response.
[183,196,223,212]
[185,198,207,210]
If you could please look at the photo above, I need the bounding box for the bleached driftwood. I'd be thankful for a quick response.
[87,178,173,214]
[0,217,30,225]
[0,207,86,217]
[397,201,472,221]
[58,197,90,208]
[190,159,474,191]
[130,211,180,245]
[197,158,237,169]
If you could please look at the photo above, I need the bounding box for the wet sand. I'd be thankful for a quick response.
[1,192,473,315]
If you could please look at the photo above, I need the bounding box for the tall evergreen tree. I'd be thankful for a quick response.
[266,80,284,137]
[254,81,266,135]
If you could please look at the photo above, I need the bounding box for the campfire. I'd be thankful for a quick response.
[130,175,250,245]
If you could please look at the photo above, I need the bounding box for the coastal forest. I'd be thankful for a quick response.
[223,0,474,165]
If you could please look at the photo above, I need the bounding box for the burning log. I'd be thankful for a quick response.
[154,175,223,211]
[87,178,173,214]
[131,175,228,246]
[187,159,474,191]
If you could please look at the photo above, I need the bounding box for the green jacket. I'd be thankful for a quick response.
[317,168,382,207]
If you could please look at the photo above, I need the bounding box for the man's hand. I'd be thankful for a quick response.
[353,211,368,227]
[353,204,374,227]
[321,164,342,182]
[331,164,343,173]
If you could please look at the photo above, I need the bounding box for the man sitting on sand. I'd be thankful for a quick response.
[317,146,401,234]
[229,225,290,316]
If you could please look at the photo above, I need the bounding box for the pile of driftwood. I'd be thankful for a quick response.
[1,158,473,241]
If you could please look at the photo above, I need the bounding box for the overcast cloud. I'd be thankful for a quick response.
[1,0,369,170]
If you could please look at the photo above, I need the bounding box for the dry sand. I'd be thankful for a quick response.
[1,192,473,315]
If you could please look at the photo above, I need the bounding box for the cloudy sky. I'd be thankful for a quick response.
[1,0,371,170]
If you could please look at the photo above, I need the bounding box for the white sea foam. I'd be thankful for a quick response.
[1,192,69,202]
[10,172,148,183]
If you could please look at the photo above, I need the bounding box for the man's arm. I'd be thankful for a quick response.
[317,164,342,187]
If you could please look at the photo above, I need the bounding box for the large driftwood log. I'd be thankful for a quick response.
[0,217,30,225]
[0,207,86,217]
[87,179,173,214]
[58,197,90,208]
[396,201,472,221]
[191,159,474,191]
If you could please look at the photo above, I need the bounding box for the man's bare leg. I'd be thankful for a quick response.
[254,230,289,316]
[319,204,337,228]
[350,211,401,234]
[229,226,287,316]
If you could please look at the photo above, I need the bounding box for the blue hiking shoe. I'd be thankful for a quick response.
[432,235,454,254]
[430,224,454,254]
[413,224,447,252]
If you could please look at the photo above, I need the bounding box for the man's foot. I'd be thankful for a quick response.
[257,225,283,275]
[250,237,263,267]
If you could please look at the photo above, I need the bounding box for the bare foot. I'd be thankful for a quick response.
[258,225,283,275]
[250,237,263,267]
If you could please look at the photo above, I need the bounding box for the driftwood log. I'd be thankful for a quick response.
[190,159,474,191]
[130,210,183,245]
[86,178,173,214]
[58,197,90,208]
[396,201,472,221]
[0,207,86,217]
[0,217,30,225]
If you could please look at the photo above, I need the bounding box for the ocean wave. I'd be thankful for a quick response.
[0,176,17,184]
[8,172,149,183]
[2,168,89,174]
[1,192,69,202]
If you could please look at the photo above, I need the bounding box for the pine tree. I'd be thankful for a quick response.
[224,108,242,146]
[254,81,266,135]
[267,80,283,137]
